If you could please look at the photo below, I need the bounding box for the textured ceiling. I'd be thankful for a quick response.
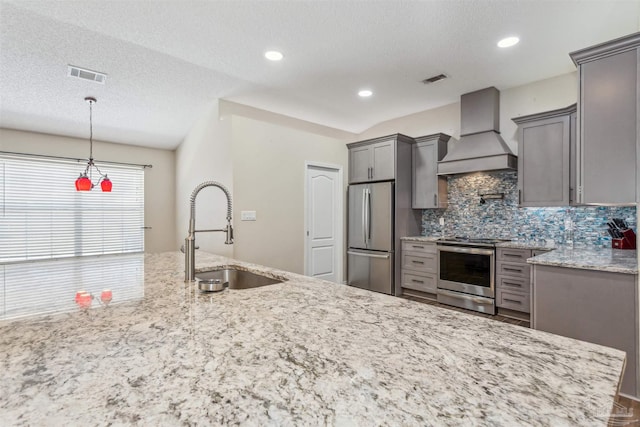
[1,0,639,150]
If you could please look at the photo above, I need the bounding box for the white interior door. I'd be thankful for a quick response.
[305,163,343,283]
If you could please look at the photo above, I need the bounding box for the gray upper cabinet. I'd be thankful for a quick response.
[411,134,450,209]
[348,136,407,184]
[570,33,639,205]
[512,105,576,207]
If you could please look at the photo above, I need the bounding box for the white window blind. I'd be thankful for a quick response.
[0,153,144,263]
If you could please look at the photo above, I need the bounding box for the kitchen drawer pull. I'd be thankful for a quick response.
[503,267,522,272]
[504,298,522,305]
[412,260,425,264]
[411,279,424,284]
[412,245,424,249]
[504,253,522,258]
[503,281,523,288]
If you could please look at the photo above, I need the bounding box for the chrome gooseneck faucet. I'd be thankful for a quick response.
[184,181,233,282]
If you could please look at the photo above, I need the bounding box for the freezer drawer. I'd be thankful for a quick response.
[347,250,394,295]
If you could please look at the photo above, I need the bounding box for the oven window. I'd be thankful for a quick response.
[440,251,491,287]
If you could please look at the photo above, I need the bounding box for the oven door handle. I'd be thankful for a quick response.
[437,245,495,256]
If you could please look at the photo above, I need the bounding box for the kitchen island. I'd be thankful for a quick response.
[0,252,626,426]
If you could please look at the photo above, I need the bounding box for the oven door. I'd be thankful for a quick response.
[437,245,495,298]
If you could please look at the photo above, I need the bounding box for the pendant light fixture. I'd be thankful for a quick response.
[75,97,112,192]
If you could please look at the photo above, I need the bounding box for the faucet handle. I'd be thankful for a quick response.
[180,244,199,253]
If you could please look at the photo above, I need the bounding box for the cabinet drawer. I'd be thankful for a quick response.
[497,248,531,262]
[497,289,530,313]
[402,253,436,273]
[402,272,437,294]
[497,275,530,294]
[401,241,436,254]
[496,261,530,279]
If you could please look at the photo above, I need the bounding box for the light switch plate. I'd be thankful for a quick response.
[241,211,256,221]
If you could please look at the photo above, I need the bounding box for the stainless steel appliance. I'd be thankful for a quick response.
[347,182,394,294]
[436,237,510,314]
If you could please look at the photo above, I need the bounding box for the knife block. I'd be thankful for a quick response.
[612,229,636,250]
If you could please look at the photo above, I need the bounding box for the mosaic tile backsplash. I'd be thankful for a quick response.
[421,171,636,248]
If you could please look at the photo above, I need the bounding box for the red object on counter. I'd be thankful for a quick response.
[77,293,92,309]
[100,289,112,304]
[612,229,636,249]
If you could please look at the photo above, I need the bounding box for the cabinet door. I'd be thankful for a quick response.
[349,145,372,184]
[371,140,395,181]
[579,48,637,204]
[533,266,637,396]
[518,116,570,206]
[412,142,438,208]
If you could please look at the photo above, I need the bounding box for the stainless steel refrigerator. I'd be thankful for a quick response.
[347,182,394,294]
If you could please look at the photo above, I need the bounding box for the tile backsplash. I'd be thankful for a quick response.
[421,171,636,247]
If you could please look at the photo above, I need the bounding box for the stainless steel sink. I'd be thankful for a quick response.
[196,268,283,291]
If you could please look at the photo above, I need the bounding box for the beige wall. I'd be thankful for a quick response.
[230,115,348,274]
[357,72,578,155]
[175,100,234,257]
[0,128,176,253]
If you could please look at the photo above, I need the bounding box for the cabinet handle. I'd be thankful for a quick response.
[504,298,522,305]
[371,167,374,179]
[411,279,424,284]
[504,254,522,258]
[503,281,523,288]
[434,194,437,206]
[412,260,425,264]
[503,267,522,272]
[518,189,522,205]
[412,245,424,249]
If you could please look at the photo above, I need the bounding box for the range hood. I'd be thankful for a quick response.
[437,87,517,175]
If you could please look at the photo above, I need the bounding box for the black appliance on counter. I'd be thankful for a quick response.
[436,237,511,314]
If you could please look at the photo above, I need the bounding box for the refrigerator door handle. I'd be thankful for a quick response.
[347,250,390,259]
[361,188,367,246]
[366,188,372,242]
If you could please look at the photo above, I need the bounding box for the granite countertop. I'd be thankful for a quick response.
[401,235,441,242]
[495,241,557,251]
[527,247,638,274]
[0,252,626,425]
[402,236,556,251]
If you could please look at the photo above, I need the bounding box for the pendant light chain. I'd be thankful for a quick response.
[75,97,112,192]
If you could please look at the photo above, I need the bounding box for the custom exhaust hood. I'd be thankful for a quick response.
[437,87,517,175]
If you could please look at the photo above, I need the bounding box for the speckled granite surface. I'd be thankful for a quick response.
[0,252,626,426]
[401,236,440,242]
[527,247,638,274]
[496,241,556,251]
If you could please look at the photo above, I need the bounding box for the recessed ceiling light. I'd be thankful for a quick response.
[264,50,284,61]
[358,89,373,97]
[497,36,520,48]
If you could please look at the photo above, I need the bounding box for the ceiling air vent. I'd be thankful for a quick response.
[67,65,107,84]
[422,74,448,84]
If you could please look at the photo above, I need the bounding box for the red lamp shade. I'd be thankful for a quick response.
[75,174,92,191]
[101,176,112,192]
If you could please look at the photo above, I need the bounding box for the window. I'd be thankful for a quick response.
[0,153,144,263]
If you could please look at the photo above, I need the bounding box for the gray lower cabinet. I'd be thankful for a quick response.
[348,136,404,184]
[400,241,437,297]
[495,248,533,315]
[411,133,450,209]
[570,33,639,205]
[512,105,576,207]
[532,265,638,397]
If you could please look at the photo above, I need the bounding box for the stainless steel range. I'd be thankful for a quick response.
[436,237,510,314]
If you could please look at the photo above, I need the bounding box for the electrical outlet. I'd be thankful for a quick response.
[439,217,445,226]
[241,211,256,221]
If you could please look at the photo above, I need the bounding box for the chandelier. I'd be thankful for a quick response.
[75,97,112,192]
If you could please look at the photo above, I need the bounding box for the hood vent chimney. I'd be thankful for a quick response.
[437,87,516,175]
